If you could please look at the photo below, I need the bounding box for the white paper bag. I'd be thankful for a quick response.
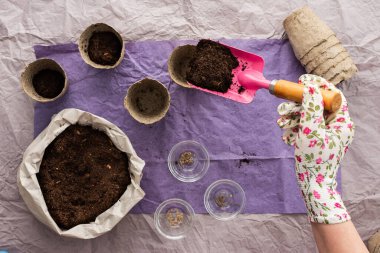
[17,108,145,239]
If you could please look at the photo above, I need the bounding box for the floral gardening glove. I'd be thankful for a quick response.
[277,74,355,224]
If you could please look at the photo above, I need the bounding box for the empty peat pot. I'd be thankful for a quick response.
[79,23,125,69]
[124,78,170,124]
[168,44,196,88]
[20,58,68,102]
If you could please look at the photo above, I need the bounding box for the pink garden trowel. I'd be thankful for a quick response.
[187,42,342,112]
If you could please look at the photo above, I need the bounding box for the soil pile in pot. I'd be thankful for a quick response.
[88,32,122,65]
[186,39,239,93]
[37,124,131,230]
[32,69,65,99]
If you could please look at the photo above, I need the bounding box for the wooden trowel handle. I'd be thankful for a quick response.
[271,80,342,112]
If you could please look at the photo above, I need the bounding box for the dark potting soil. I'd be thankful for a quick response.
[238,152,257,168]
[238,86,246,94]
[239,158,251,167]
[134,87,166,115]
[37,124,131,230]
[32,69,65,99]
[88,32,122,65]
[186,39,239,93]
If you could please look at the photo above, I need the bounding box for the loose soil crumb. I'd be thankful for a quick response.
[239,158,251,167]
[186,39,239,93]
[32,69,65,98]
[238,86,246,94]
[37,124,131,230]
[88,31,122,65]
[243,152,257,156]
[238,152,257,168]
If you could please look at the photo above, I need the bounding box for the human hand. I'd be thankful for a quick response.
[277,74,355,224]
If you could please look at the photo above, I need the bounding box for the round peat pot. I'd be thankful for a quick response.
[79,23,125,69]
[168,44,196,88]
[124,78,170,124]
[20,58,68,102]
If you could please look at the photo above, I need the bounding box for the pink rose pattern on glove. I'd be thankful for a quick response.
[277,74,355,224]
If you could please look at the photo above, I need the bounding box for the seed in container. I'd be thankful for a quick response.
[166,208,184,227]
[178,151,194,167]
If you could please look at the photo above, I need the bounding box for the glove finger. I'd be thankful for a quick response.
[313,77,356,145]
[326,104,355,146]
[277,102,301,116]
[277,115,300,129]
[303,75,351,124]
[299,75,326,131]
[326,92,353,128]
[302,75,339,124]
[296,75,327,149]
[282,128,298,146]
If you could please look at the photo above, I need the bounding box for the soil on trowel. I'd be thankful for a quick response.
[238,86,246,94]
[186,39,239,93]
[32,69,65,98]
[37,124,131,230]
[88,31,122,65]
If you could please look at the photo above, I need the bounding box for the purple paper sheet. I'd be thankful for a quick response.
[33,39,340,214]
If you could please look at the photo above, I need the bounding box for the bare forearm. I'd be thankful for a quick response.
[311,221,368,253]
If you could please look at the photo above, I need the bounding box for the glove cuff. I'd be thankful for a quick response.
[301,185,351,224]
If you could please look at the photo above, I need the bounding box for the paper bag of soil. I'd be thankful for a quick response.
[17,108,145,239]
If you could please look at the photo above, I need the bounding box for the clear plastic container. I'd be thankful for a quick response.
[204,179,246,221]
[154,198,195,240]
[167,140,209,182]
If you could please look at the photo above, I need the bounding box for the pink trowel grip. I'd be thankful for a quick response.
[238,70,341,112]
[237,70,271,90]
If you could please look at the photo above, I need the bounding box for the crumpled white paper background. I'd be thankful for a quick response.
[0,0,379,252]
[17,108,145,239]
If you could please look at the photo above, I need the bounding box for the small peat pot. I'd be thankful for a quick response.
[79,23,125,69]
[283,6,335,61]
[124,78,170,124]
[20,58,68,102]
[168,44,196,88]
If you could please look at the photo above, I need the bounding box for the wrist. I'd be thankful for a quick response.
[301,182,351,224]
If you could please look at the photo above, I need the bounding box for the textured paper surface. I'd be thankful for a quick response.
[17,108,145,239]
[1,1,379,252]
[33,39,315,214]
